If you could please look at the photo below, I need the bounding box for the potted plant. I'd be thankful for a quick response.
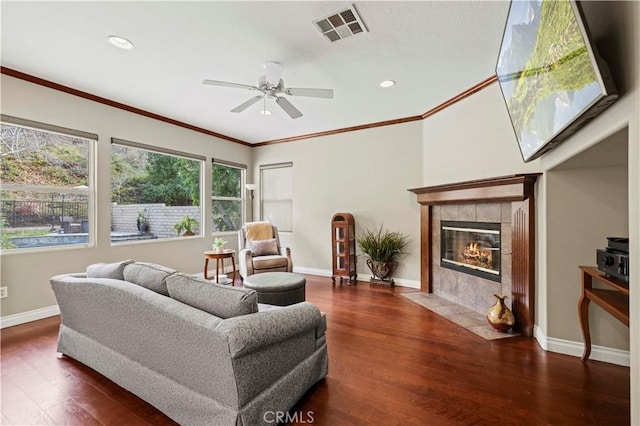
[356,226,410,287]
[136,210,149,233]
[174,216,199,237]
[212,237,227,253]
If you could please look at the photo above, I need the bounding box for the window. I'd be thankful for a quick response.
[111,138,203,242]
[1,115,95,251]
[260,162,293,232]
[212,160,245,233]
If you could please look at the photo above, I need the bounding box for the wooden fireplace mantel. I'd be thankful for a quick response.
[408,173,541,336]
[408,173,541,205]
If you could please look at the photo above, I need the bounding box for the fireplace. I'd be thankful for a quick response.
[441,221,501,282]
[409,174,540,336]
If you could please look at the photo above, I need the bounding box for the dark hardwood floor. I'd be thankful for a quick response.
[1,275,630,425]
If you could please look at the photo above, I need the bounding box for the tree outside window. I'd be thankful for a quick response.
[110,142,202,242]
[212,162,244,233]
[1,120,93,251]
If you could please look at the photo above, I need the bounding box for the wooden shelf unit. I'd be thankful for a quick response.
[331,213,356,285]
[578,266,629,361]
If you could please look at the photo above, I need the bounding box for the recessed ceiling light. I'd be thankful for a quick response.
[260,110,272,116]
[380,80,396,88]
[108,35,134,50]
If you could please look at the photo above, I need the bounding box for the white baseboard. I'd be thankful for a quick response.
[293,267,420,288]
[534,325,630,367]
[1,305,60,329]
[385,276,420,289]
[293,266,332,277]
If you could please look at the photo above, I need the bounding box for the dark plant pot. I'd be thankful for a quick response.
[366,259,398,282]
[138,224,148,233]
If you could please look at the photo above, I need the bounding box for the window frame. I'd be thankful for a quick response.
[110,138,205,245]
[1,115,96,254]
[211,159,246,235]
[259,162,293,232]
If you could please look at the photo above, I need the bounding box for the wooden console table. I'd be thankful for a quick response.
[578,266,629,361]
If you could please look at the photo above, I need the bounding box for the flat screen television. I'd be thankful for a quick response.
[495,0,618,163]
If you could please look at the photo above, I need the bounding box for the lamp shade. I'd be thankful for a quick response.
[245,183,258,191]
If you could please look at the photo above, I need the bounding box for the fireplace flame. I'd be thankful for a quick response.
[463,241,491,265]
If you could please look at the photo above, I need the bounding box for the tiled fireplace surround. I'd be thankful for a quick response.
[431,202,513,316]
[409,174,540,336]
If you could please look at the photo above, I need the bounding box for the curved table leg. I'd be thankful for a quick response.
[578,295,592,361]
[204,258,210,280]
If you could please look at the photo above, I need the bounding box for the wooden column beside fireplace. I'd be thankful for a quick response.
[409,174,540,336]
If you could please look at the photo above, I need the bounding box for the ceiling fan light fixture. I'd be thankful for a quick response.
[203,61,332,119]
[107,35,134,50]
[380,80,396,88]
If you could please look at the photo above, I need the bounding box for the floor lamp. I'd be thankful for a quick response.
[245,183,257,222]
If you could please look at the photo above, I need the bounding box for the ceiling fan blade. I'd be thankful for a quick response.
[265,61,284,86]
[275,96,303,119]
[203,79,257,91]
[231,96,263,112]
[285,87,334,99]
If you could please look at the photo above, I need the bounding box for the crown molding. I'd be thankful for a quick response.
[421,75,497,120]
[253,115,424,146]
[0,66,251,147]
[2,66,497,147]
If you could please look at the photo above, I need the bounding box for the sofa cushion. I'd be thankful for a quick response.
[249,238,279,256]
[166,273,258,319]
[86,260,134,281]
[123,262,175,296]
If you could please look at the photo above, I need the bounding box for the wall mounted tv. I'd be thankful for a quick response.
[495,0,618,163]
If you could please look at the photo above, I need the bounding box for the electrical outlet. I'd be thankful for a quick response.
[0,287,7,298]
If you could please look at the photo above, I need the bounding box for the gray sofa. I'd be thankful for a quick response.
[50,260,328,426]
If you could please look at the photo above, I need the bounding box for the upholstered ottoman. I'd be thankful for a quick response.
[243,272,306,306]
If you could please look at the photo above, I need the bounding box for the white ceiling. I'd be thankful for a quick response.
[1,1,511,144]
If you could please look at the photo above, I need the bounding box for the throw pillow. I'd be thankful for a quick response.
[245,221,273,241]
[166,273,258,319]
[249,239,279,256]
[86,260,134,281]
[123,262,176,296]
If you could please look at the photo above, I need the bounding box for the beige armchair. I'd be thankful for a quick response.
[238,221,293,279]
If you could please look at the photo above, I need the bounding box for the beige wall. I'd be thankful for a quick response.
[0,75,251,317]
[631,1,640,422]
[252,122,423,285]
[546,166,628,348]
[422,83,541,185]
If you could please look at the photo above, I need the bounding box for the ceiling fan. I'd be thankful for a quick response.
[202,61,333,119]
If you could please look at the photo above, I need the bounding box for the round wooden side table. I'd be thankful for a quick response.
[203,249,236,285]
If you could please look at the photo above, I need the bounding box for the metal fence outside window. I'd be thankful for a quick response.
[1,199,88,228]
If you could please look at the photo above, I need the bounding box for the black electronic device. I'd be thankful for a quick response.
[606,237,629,253]
[596,237,629,282]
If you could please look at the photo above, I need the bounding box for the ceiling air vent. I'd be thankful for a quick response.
[313,5,368,43]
